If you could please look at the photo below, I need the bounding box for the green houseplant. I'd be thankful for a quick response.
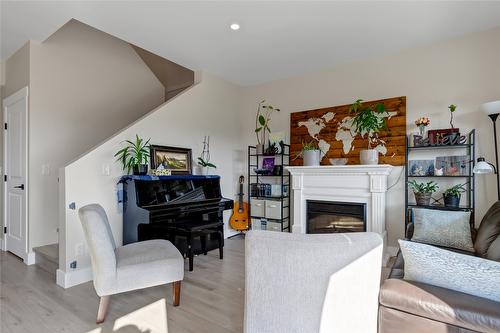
[301,140,321,166]
[349,99,389,165]
[114,134,151,175]
[255,100,280,154]
[196,135,216,175]
[448,104,457,129]
[443,183,466,207]
[408,180,439,206]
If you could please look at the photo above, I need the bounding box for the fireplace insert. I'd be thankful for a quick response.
[306,200,366,234]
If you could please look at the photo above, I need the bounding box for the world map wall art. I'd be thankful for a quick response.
[290,96,407,166]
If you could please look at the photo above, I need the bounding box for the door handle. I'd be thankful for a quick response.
[14,184,25,190]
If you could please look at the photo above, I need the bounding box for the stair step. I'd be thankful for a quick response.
[33,243,58,263]
[33,243,58,276]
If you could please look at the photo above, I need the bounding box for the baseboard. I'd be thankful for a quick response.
[56,267,93,289]
[24,251,36,265]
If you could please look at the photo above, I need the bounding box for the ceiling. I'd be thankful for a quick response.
[2,1,500,86]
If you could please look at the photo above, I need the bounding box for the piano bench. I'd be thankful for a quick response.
[171,221,224,271]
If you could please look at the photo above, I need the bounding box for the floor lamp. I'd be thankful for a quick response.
[474,100,500,200]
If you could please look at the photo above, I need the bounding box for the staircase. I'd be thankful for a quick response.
[33,243,58,277]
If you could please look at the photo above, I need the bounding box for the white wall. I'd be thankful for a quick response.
[59,72,243,287]
[240,26,500,247]
[28,20,165,249]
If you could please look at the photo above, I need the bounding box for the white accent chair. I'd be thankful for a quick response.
[244,230,383,333]
[78,204,184,323]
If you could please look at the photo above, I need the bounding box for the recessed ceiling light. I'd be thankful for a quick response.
[230,23,240,31]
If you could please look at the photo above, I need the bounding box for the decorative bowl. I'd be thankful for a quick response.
[329,158,348,165]
[254,168,273,175]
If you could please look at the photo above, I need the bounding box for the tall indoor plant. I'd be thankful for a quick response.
[255,100,280,154]
[349,99,389,164]
[114,134,151,175]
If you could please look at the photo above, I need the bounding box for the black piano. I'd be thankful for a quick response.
[121,175,233,257]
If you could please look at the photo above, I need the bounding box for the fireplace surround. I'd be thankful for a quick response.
[286,165,393,258]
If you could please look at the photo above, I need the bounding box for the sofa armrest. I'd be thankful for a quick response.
[380,278,500,333]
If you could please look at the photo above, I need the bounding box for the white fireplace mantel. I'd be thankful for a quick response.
[286,165,393,247]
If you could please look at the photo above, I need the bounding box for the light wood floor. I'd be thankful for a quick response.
[1,237,245,333]
[1,237,393,333]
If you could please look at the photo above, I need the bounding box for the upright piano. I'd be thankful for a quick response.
[121,175,233,254]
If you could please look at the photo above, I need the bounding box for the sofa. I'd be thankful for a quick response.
[379,201,500,333]
[245,230,383,333]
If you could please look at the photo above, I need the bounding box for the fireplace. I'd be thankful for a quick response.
[306,200,366,234]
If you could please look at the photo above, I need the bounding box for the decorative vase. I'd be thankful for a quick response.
[443,194,460,207]
[414,192,432,206]
[256,144,264,155]
[418,125,426,137]
[360,149,379,165]
[133,164,148,176]
[303,150,321,166]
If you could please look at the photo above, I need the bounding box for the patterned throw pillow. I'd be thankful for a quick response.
[411,208,474,252]
[399,240,500,303]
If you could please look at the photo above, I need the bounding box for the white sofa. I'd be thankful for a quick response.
[244,230,383,333]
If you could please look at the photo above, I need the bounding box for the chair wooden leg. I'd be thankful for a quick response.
[172,281,181,306]
[96,295,110,324]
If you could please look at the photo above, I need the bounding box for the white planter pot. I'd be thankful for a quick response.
[360,149,379,165]
[193,165,206,175]
[256,144,264,155]
[303,150,321,166]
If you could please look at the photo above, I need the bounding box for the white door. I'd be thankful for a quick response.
[4,87,28,260]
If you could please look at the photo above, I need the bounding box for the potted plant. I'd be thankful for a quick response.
[114,134,151,175]
[408,180,439,206]
[301,140,321,166]
[446,104,460,143]
[196,136,216,175]
[255,100,280,154]
[349,99,389,165]
[443,183,466,208]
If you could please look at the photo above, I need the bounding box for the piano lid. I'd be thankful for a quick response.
[120,175,223,208]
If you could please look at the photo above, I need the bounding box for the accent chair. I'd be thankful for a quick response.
[78,203,184,323]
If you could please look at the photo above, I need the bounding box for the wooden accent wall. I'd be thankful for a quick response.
[290,96,406,166]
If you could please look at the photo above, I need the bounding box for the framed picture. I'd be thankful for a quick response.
[409,160,435,176]
[150,145,192,175]
[435,155,469,176]
[262,157,275,172]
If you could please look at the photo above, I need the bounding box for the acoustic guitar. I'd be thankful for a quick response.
[229,175,249,231]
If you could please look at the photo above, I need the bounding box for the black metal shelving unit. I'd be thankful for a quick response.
[405,130,476,231]
[248,144,291,232]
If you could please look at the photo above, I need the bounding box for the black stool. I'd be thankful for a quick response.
[172,221,224,271]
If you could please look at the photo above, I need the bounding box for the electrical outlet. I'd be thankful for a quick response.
[102,164,110,176]
[70,261,77,269]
